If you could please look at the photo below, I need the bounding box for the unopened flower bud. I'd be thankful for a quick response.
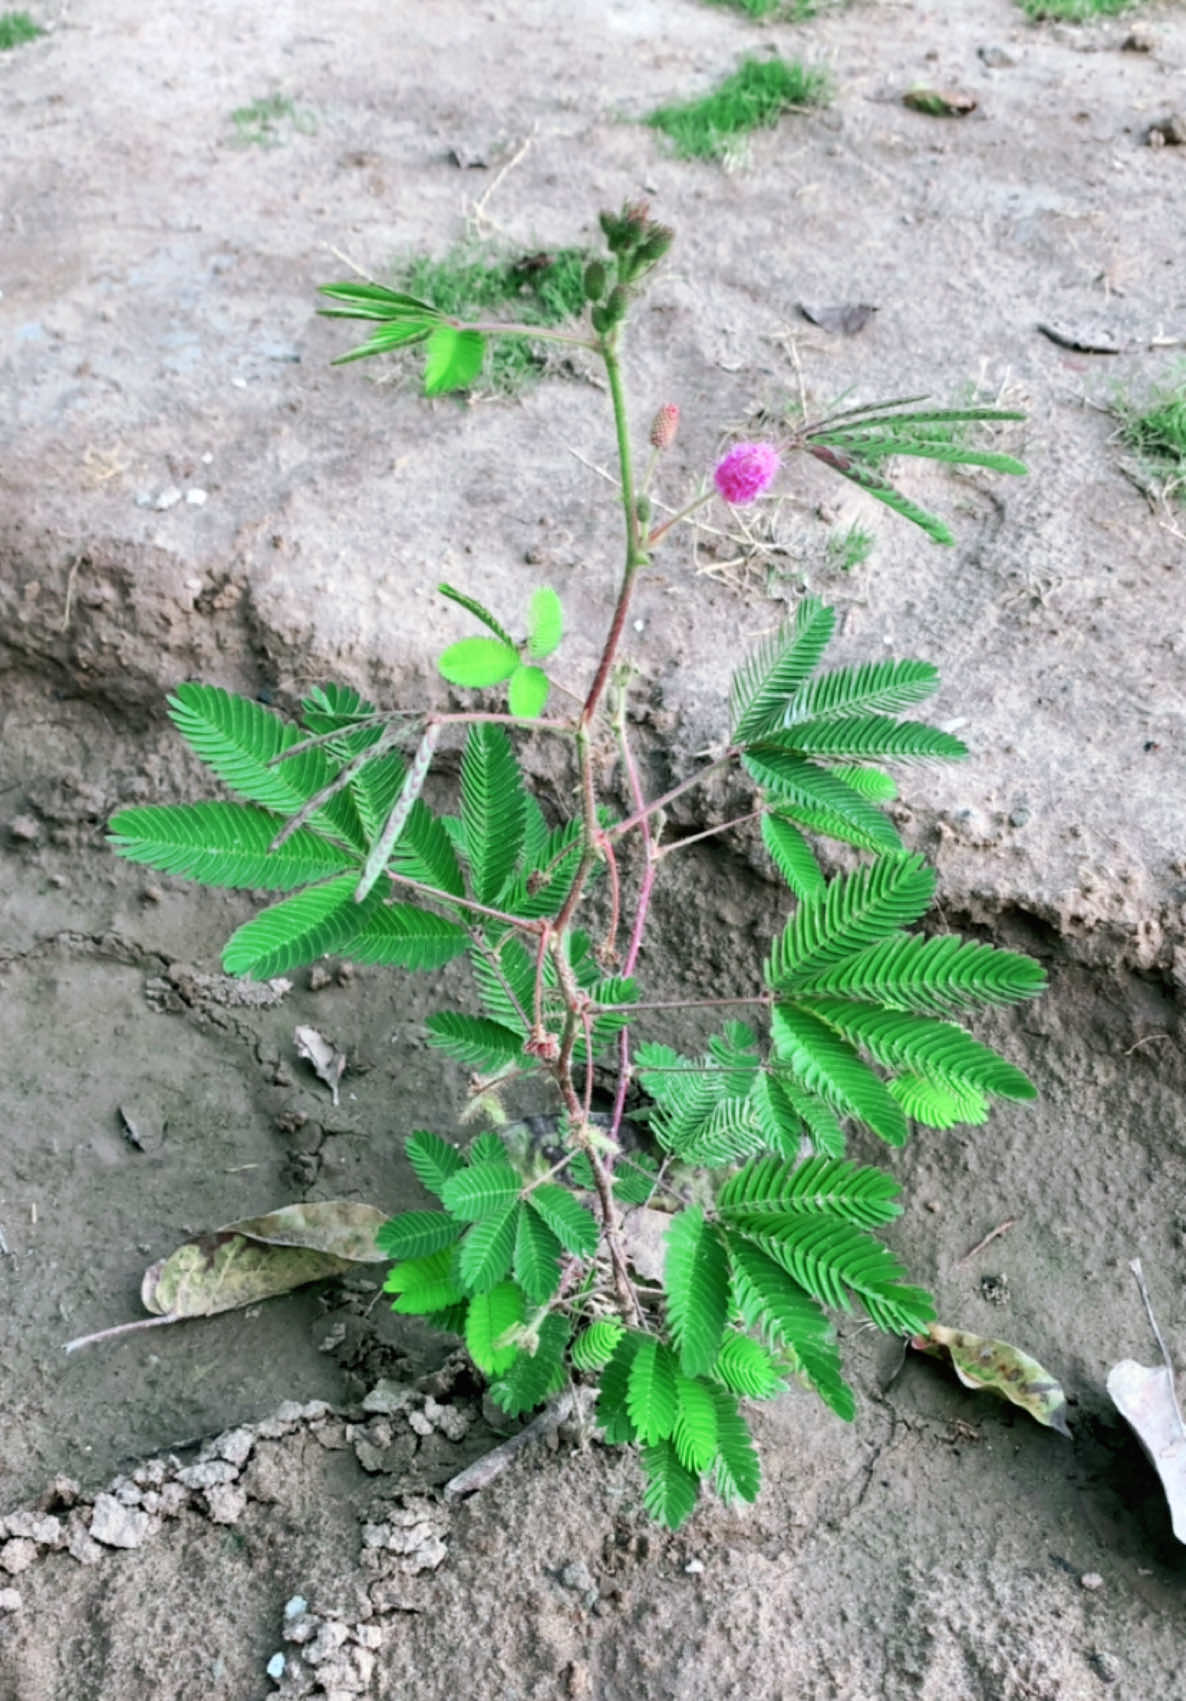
[649,403,680,451]
[604,285,628,327]
[638,225,675,266]
[713,441,781,506]
[583,259,608,302]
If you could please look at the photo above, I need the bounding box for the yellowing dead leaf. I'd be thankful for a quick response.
[912,1323,1071,1436]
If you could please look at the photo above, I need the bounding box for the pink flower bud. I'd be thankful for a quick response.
[713,441,780,505]
[649,403,680,451]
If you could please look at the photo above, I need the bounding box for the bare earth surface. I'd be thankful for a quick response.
[2,0,1186,1696]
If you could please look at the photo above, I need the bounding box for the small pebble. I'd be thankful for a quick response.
[684,1558,705,1575]
[265,1651,286,1681]
[7,815,40,844]
[1080,1571,1104,1591]
[0,1588,22,1613]
[284,1595,309,1620]
[185,488,208,507]
[154,486,183,512]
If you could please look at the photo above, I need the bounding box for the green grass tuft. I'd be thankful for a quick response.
[1018,0,1134,19]
[230,94,317,147]
[649,57,832,162]
[0,9,42,48]
[826,524,875,573]
[396,244,592,394]
[700,0,820,17]
[1115,371,1186,504]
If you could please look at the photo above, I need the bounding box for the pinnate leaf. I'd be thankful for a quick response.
[425,1011,524,1072]
[385,1246,466,1315]
[347,903,468,970]
[405,1129,465,1200]
[640,1439,700,1531]
[376,1211,461,1260]
[107,802,350,891]
[527,1185,599,1257]
[490,1312,571,1417]
[572,1318,626,1373]
[513,1204,563,1304]
[712,1332,786,1400]
[664,1208,730,1378]
[441,1160,521,1222]
[465,1280,524,1375]
[673,1373,719,1473]
[222,874,388,980]
[458,1203,518,1292]
[627,1338,680,1444]
[710,1387,761,1504]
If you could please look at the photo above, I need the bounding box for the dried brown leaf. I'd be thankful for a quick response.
[912,1322,1071,1436]
[294,1024,347,1104]
[1107,1360,1186,1544]
[798,302,879,336]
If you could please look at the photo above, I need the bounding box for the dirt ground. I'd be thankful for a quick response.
[2,0,1186,1695]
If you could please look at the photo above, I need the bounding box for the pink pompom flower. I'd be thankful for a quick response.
[713,441,780,506]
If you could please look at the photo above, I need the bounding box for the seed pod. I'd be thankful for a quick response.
[590,303,610,335]
[638,225,675,266]
[649,403,680,451]
[635,494,652,526]
[583,259,608,302]
[604,286,628,327]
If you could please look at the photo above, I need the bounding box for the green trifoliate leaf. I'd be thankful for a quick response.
[527,1185,599,1258]
[527,586,564,659]
[441,1160,522,1222]
[376,1211,462,1261]
[640,1439,699,1531]
[107,802,352,891]
[458,1203,518,1293]
[627,1338,680,1444]
[664,1208,730,1379]
[507,664,550,719]
[423,325,487,395]
[438,637,519,689]
[405,1129,464,1201]
[222,874,388,980]
[465,1281,525,1376]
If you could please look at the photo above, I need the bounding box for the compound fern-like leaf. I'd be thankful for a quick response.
[390,799,465,899]
[465,1280,524,1375]
[425,1011,524,1073]
[764,715,967,765]
[571,1318,625,1373]
[596,1332,641,1443]
[789,932,1047,1015]
[743,750,901,852]
[346,903,469,970]
[627,1338,680,1444]
[457,1203,518,1293]
[726,1236,854,1420]
[527,1185,598,1258]
[384,1246,466,1315]
[782,659,940,724]
[730,1211,933,1330]
[672,1373,719,1473]
[664,1207,730,1378]
[440,1160,521,1222]
[712,1331,786,1399]
[376,1211,462,1260]
[718,1155,903,1229]
[490,1312,571,1417]
[710,1387,761,1505]
[405,1129,465,1200]
[795,997,1036,1100]
[513,1203,563,1304]
[888,1073,989,1129]
[761,813,825,901]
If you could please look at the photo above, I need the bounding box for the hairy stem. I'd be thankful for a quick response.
[608,749,738,843]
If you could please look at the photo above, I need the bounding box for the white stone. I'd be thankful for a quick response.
[154,486,182,511]
[0,1588,22,1613]
[304,1619,350,1665]
[205,1483,247,1524]
[89,1493,152,1549]
[0,1540,37,1576]
[215,1427,255,1468]
[185,487,208,506]
[177,1459,237,1490]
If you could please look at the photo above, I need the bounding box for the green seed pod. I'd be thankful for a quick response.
[635,494,652,526]
[590,303,610,335]
[583,259,608,302]
[604,286,628,327]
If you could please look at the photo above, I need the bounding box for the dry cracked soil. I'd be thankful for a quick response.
[2,0,1186,1697]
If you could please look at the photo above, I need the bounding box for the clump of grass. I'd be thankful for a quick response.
[826,523,875,572]
[230,94,317,148]
[649,57,832,163]
[1018,0,1133,20]
[701,0,819,17]
[1115,372,1186,504]
[396,245,592,394]
[0,10,42,49]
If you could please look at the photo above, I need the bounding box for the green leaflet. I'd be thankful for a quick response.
[385,1246,466,1315]
[440,1160,522,1222]
[718,1155,903,1229]
[222,873,389,980]
[390,799,465,899]
[889,1072,989,1129]
[461,723,526,903]
[528,1185,599,1257]
[766,855,937,985]
[743,749,902,852]
[465,1281,524,1375]
[730,1211,934,1330]
[727,1236,854,1420]
[405,1129,465,1200]
[490,1312,571,1417]
[712,1332,786,1400]
[346,903,469,970]
[438,636,519,688]
[787,932,1047,1015]
[672,1373,719,1473]
[640,1439,699,1531]
[761,813,825,902]
[107,802,350,891]
[772,1003,908,1147]
[423,324,487,395]
[425,1011,524,1072]
[750,1073,808,1160]
[437,583,516,649]
[470,934,537,1034]
[505,819,583,918]
[317,279,442,321]
[571,1318,625,1373]
[458,1204,518,1292]
[763,715,967,765]
[376,1211,462,1260]
[167,684,366,850]
[528,586,564,659]
[795,997,1037,1101]
[665,1208,731,1378]
[627,1338,680,1444]
[710,1388,761,1505]
[730,597,836,743]
[507,664,550,719]
[469,1131,508,1165]
[596,1332,642,1444]
[513,1204,563,1304]
[805,445,956,546]
[770,798,902,857]
[782,659,940,725]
